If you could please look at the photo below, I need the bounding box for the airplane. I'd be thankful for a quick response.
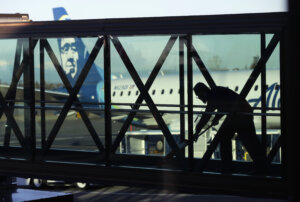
[49,7,282,163]
[51,7,281,130]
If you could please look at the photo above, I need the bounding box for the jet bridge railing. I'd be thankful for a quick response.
[0,12,289,196]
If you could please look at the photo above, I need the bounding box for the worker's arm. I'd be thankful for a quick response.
[211,112,223,126]
[194,105,214,135]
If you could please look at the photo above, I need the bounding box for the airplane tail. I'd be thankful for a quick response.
[52,7,105,106]
[53,7,70,21]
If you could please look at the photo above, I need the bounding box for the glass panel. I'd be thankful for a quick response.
[266,34,281,164]
[0,38,25,152]
[110,35,180,156]
[192,34,260,161]
[33,37,105,158]
[191,34,281,175]
[0,33,282,177]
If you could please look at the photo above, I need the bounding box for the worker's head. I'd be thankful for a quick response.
[194,82,210,103]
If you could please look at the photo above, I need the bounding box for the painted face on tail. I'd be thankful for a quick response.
[60,38,79,79]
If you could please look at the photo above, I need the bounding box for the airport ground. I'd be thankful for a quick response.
[15,184,287,202]
[0,110,145,152]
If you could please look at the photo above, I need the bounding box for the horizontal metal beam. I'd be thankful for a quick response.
[0,12,287,38]
[0,147,283,176]
[0,157,286,197]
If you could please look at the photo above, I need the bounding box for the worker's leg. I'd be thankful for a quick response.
[220,126,235,173]
[237,116,267,172]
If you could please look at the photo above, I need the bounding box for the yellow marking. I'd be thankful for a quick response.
[244,152,248,161]
[59,15,68,21]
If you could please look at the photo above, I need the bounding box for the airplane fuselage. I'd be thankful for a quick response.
[109,69,281,129]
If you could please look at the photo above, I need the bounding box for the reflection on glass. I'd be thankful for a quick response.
[0,34,282,175]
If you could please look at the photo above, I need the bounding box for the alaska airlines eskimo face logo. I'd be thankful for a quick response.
[60,38,79,79]
[248,83,280,108]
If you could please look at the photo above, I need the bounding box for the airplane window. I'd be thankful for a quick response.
[235,86,239,92]
[112,91,116,96]
[161,89,165,95]
[128,91,131,96]
[265,85,269,90]
[275,84,280,90]
[136,91,139,95]
[254,85,258,91]
[170,89,173,94]
[120,91,123,96]
[178,89,180,94]
[152,90,156,95]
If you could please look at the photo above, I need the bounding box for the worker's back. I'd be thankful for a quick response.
[206,86,252,114]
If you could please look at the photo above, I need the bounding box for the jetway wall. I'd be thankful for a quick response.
[0,12,293,197]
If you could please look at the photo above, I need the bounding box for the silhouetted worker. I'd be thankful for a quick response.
[193,82,266,173]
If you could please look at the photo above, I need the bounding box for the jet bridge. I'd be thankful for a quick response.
[0,11,295,199]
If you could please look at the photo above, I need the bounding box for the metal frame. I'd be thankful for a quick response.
[196,33,281,171]
[111,36,185,163]
[111,35,178,153]
[4,39,23,147]
[40,38,105,157]
[0,12,286,38]
[0,12,289,196]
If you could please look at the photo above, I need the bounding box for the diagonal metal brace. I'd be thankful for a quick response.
[0,39,38,150]
[185,40,216,89]
[4,38,23,146]
[111,36,184,161]
[266,135,281,165]
[111,35,178,153]
[41,38,105,156]
[240,33,281,98]
[0,39,38,119]
[0,91,27,150]
[197,33,281,172]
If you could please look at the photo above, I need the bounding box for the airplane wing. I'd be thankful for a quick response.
[0,83,69,101]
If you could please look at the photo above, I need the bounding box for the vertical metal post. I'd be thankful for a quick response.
[23,38,36,160]
[187,34,194,167]
[281,1,299,197]
[179,36,185,143]
[104,36,112,166]
[40,39,46,149]
[280,30,288,179]
[261,34,267,156]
